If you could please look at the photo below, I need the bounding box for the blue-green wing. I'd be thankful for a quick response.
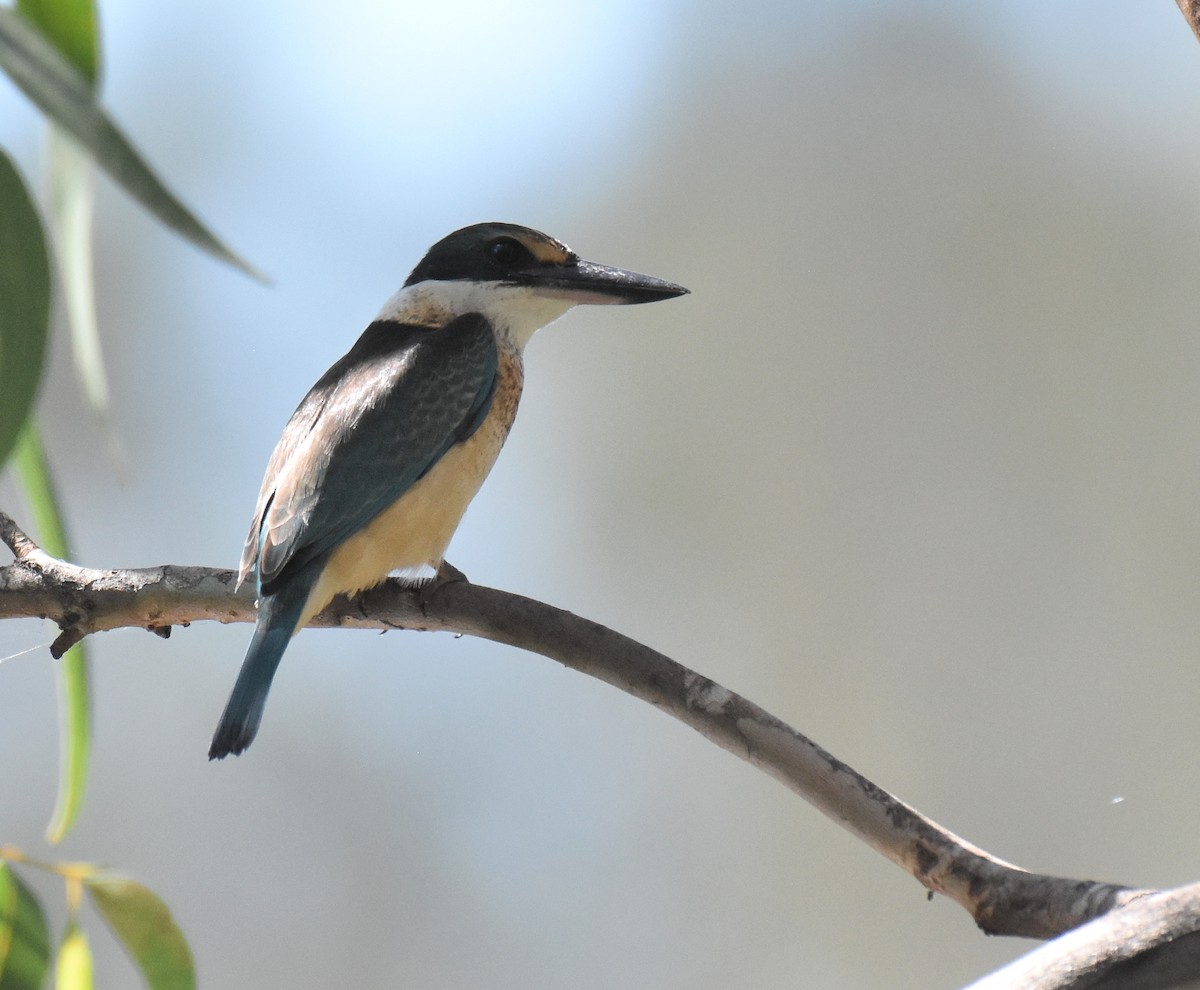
[240,313,497,595]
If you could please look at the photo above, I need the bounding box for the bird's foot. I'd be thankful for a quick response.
[415,559,470,615]
[435,559,469,585]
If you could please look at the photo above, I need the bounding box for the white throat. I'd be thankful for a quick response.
[374,280,579,353]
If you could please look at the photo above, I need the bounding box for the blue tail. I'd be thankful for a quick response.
[209,574,315,760]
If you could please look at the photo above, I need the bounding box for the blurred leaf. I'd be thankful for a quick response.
[0,149,52,470]
[12,422,69,554]
[13,423,91,845]
[0,864,51,990]
[52,925,91,990]
[10,1,99,847]
[85,876,194,990]
[18,2,116,432]
[50,128,114,430]
[14,0,99,86]
[44,638,89,845]
[0,7,262,280]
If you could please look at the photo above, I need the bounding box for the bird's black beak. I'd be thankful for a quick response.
[532,258,689,305]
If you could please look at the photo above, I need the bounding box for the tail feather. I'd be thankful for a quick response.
[209,577,313,760]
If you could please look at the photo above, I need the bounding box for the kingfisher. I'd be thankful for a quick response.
[208,222,688,759]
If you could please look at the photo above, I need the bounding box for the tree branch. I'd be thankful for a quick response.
[964,880,1200,990]
[1177,0,1200,46]
[0,509,1171,958]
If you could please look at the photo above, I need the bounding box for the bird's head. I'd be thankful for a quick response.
[395,222,688,348]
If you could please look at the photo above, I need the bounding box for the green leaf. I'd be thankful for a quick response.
[14,0,99,87]
[0,7,262,280]
[12,422,91,845]
[53,925,91,990]
[44,639,89,845]
[0,864,51,990]
[12,420,71,556]
[50,128,114,429]
[18,2,115,429]
[85,876,194,990]
[0,149,52,470]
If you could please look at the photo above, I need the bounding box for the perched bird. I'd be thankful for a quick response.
[209,222,688,759]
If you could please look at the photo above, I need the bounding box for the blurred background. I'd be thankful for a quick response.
[3,1,1200,986]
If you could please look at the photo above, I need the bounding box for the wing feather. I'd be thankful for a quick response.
[238,313,497,594]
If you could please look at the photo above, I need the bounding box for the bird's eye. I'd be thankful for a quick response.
[487,238,529,268]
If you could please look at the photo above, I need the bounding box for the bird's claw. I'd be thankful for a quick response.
[416,559,470,615]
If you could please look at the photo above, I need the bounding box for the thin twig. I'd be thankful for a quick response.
[0,511,50,565]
